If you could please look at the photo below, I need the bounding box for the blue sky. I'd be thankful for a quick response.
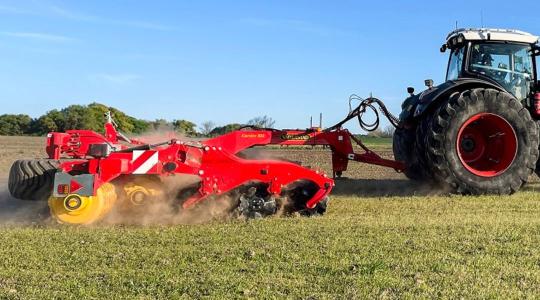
[1,0,539,131]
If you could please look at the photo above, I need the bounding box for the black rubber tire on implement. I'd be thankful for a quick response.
[8,159,60,201]
[424,88,539,194]
[392,128,430,180]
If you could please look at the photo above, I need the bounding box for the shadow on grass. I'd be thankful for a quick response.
[332,177,540,198]
[331,178,444,198]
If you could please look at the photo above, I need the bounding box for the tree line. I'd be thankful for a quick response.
[0,103,275,137]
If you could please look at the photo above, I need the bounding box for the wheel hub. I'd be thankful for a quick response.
[460,137,476,153]
[63,195,83,211]
[457,113,518,177]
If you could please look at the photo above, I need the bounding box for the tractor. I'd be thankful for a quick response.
[393,28,540,194]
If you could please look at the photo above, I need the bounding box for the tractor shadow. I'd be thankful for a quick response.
[331,178,444,198]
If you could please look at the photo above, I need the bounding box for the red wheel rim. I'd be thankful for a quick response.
[457,113,518,177]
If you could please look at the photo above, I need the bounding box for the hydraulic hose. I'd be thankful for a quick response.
[325,94,402,132]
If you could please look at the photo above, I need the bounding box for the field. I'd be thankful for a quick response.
[1,135,540,299]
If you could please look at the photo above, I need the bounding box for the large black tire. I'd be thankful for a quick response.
[8,159,60,201]
[537,126,540,178]
[393,128,430,180]
[424,88,539,194]
[537,147,540,178]
[414,113,436,180]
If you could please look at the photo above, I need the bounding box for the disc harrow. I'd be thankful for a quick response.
[9,98,405,225]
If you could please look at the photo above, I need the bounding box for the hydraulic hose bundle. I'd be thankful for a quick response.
[326,94,402,132]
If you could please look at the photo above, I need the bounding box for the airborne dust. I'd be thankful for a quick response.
[0,181,50,225]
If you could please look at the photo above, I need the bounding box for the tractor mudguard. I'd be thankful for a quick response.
[399,78,504,124]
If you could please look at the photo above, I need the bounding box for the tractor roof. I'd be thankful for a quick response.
[447,28,539,45]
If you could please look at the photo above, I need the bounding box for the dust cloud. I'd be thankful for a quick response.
[130,126,202,145]
[102,175,239,226]
[0,181,50,225]
[238,148,290,161]
[100,130,238,225]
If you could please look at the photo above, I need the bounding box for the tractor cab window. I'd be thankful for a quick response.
[446,47,464,81]
[468,43,533,100]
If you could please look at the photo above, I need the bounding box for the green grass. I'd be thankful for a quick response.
[355,135,392,148]
[2,190,540,299]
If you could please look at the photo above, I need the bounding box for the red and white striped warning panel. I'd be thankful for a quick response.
[131,150,159,174]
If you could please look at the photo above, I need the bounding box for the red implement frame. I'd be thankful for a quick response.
[45,98,405,210]
[205,128,404,177]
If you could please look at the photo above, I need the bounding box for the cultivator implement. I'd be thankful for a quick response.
[43,128,335,224]
[8,97,405,225]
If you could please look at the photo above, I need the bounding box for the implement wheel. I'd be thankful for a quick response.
[8,159,60,200]
[425,88,539,194]
[48,183,117,225]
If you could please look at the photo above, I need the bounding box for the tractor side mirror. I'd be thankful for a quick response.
[440,44,447,53]
[425,79,434,89]
[533,45,540,56]
[407,87,415,96]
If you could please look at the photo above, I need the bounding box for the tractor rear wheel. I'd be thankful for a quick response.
[424,88,539,194]
[392,128,429,180]
[536,137,540,178]
[8,159,60,201]
[537,158,540,178]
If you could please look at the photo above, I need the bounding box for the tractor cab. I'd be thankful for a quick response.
[443,28,539,103]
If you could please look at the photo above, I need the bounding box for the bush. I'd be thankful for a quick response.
[0,114,32,135]
[209,123,243,136]
[9,103,153,136]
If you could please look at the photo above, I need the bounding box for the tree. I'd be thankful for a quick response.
[150,119,171,131]
[173,119,197,136]
[0,102,194,137]
[247,115,275,128]
[366,125,395,138]
[199,121,216,136]
[0,114,32,135]
[366,128,384,138]
[130,118,150,134]
[209,123,243,136]
[30,109,65,135]
[61,105,93,131]
[32,115,58,134]
[382,125,395,138]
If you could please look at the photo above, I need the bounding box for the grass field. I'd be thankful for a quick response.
[1,135,540,299]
